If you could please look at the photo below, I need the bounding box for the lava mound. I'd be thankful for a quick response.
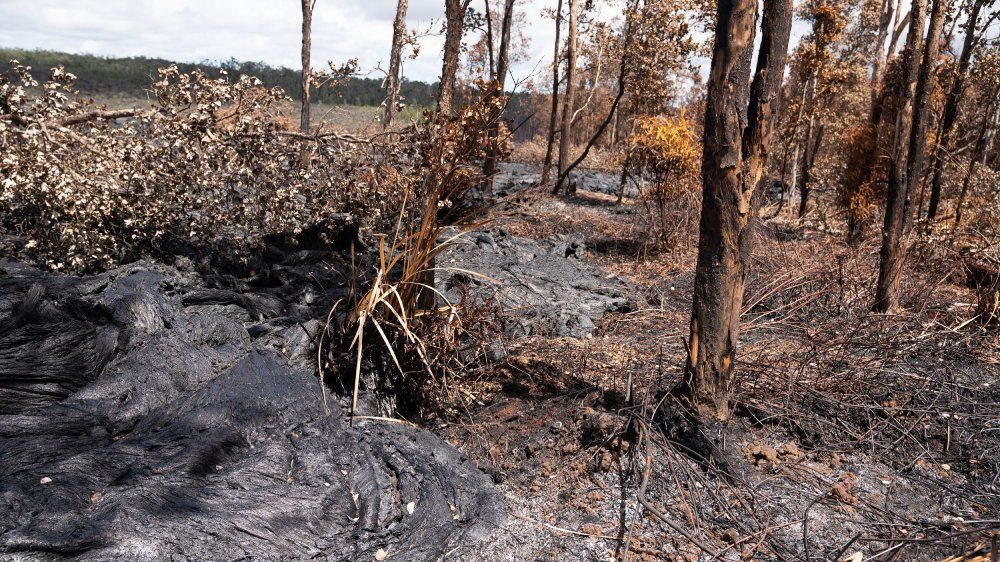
[0,260,502,560]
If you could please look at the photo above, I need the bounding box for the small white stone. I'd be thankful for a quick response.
[39,477,52,484]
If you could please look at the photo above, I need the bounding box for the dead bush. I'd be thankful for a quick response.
[0,61,420,272]
[625,113,700,248]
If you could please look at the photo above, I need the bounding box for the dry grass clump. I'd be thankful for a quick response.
[318,92,512,420]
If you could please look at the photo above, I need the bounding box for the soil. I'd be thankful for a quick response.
[2,164,998,561]
[438,167,1000,561]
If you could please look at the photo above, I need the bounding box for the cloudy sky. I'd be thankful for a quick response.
[0,0,565,85]
[0,0,815,88]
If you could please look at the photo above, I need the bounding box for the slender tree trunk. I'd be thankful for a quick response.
[955,100,998,229]
[438,0,469,116]
[873,0,928,313]
[541,0,564,186]
[797,12,828,219]
[798,121,824,218]
[617,152,632,204]
[917,114,945,218]
[484,0,496,81]
[905,0,946,199]
[796,77,817,219]
[871,0,895,112]
[787,78,809,217]
[383,0,409,129]
[481,0,516,193]
[681,0,792,420]
[927,0,984,221]
[426,0,468,310]
[553,0,578,195]
[888,9,912,59]
[300,0,314,165]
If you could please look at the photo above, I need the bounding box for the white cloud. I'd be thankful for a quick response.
[0,0,559,85]
[0,0,805,88]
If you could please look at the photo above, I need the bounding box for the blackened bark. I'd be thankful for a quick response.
[542,0,564,186]
[681,0,792,419]
[873,0,928,313]
[797,121,824,218]
[437,0,470,116]
[383,0,410,129]
[553,0,578,195]
[481,0,516,194]
[927,0,984,221]
[300,0,314,165]
[905,0,946,202]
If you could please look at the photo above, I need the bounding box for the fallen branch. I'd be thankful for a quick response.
[637,423,723,560]
[58,108,143,127]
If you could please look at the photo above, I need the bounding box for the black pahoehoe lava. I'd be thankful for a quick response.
[0,260,503,560]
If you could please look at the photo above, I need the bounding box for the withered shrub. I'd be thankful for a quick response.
[625,113,700,248]
[0,61,448,272]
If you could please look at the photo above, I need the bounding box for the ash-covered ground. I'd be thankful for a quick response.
[2,163,998,561]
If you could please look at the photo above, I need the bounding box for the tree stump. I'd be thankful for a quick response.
[966,260,1000,324]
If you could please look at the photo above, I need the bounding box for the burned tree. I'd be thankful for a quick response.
[681,0,792,419]
[553,0,578,194]
[300,0,315,165]
[541,0,564,186]
[300,0,314,136]
[383,0,410,129]
[437,0,471,116]
[872,0,933,312]
[926,0,989,221]
[482,0,517,192]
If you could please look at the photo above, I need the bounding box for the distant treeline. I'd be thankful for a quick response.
[0,48,539,139]
[0,48,439,108]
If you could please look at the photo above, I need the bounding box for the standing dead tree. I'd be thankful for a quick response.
[873,0,938,312]
[926,0,992,221]
[552,1,638,196]
[541,0,564,186]
[383,0,410,129]
[300,0,316,164]
[552,0,578,195]
[680,0,793,419]
[438,0,471,116]
[481,0,517,193]
[954,50,1000,229]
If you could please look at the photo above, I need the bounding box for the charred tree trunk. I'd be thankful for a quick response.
[541,0,564,186]
[426,0,469,310]
[681,0,792,420]
[905,0,946,199]
[873,0,928,313]
[798,121,824,218]
[871,0,895,112]
[300,0,315,165]
[437,0,470,116]
[484,0,496,81]
[383,0,410,129]
[954,100,999,229]
[926,0,984,221]
[888,9,912,60]
[553,0,578,195]
[796,81,817,219]
[481,0,516,194]
[787,79,809,218]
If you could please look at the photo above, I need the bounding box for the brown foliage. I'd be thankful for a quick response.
[0,62,499,273]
